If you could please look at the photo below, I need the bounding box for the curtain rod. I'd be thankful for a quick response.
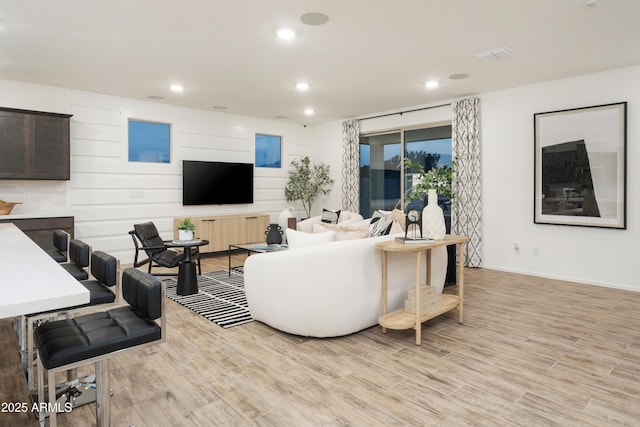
[357,102,451,122]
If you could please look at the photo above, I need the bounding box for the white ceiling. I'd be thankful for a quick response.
[1,0,639,124]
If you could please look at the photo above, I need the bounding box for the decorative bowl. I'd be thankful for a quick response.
[0,202,21,215]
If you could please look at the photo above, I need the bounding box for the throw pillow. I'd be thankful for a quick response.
[286,228,335,250]
[321,208,341,224]
[313,222,370,241]
[369,210,392,237]
[337,211,364,225]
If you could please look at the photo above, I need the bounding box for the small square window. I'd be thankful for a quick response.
[255,134,281,168]
[128,119,171,163]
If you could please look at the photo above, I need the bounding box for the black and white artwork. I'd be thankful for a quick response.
[534,102,626,229]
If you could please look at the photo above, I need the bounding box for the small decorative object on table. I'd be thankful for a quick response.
[177,217,196,240]
[405,209,422,239]
[265,223,283,245]
[0,200,21,215]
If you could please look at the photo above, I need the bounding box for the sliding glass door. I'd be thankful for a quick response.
[359,132,401,217]
[359,125,451,217]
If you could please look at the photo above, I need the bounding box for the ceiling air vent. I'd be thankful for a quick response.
[476,47,518,62]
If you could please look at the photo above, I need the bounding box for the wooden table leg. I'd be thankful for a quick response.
[381,251,388,334]
[458,241,465,323]
[415,250,422,346]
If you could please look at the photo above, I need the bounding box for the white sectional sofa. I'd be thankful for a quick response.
[244,230,448,337]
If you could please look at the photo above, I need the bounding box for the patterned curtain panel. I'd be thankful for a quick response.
[342,119,360,212]
[452,98,482,267]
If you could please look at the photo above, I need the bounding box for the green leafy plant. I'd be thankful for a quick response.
[178,217,196,232]
[284,156,334,218]
[404,159,454,202]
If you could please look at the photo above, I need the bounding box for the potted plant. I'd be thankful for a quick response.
[177,217,196,240]
[404,159,454,203]
[284,156,334,218]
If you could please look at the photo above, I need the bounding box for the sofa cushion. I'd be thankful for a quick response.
[286,228,335,249]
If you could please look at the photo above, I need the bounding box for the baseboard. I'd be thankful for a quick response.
[480,264,639,293]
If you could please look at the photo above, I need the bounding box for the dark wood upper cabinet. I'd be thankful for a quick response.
[0,107,72,180]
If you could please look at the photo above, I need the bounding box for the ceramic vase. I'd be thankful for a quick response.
[265,224,283,245]
[278,207,295,243]
[422,189,446,240]
[178,229,194,241]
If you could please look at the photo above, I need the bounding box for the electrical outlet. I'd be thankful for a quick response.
[533,247,540,257]
[513,243,520,254]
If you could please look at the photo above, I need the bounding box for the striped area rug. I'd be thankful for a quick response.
[164,270,253,328]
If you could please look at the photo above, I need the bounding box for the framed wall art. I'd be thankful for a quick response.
[534,102,627,229]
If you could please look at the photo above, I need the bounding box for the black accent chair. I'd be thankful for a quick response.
[129,221,201,276]
[35,268,164,427]
[25,251,121,391]
[45,229,69,263]
[61,239,91,280]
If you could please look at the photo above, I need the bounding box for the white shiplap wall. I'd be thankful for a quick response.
[0,80,314,264]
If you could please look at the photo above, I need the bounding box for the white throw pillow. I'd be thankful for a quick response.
[337,211,364,225]
[286,228,335,249]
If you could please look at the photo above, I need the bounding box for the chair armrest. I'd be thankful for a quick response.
[137,245,167,251]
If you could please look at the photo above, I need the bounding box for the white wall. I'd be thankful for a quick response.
[480,65,639,291]
[0,79,314,264]
[313,65,639,291]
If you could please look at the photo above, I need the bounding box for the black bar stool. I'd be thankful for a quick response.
[34,268,165,427]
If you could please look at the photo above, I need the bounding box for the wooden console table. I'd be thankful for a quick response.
[375,234,468,345]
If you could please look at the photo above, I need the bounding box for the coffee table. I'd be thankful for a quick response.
[228,242,288,275]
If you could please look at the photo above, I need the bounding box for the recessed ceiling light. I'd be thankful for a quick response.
[449,73,469,80]
[425,80,440,89]
[300,12,330,26]
[296,82,310,91]
[304,108,315,116]
[277,28,296,40]
[170,84,184,93]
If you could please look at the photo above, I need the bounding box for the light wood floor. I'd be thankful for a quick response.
[2,253,640,426]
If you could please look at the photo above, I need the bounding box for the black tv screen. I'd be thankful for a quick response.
[183,160,254,205]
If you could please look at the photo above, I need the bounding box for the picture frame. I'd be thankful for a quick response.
[534,102,627,229]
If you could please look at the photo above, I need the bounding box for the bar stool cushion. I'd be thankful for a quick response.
[81,280,117,305]
[34,269,162,370]
[61,264,89,281]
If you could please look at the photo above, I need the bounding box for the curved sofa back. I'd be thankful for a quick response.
[244,233,447,337]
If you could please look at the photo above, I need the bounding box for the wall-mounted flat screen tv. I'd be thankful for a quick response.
[183,160,254,205]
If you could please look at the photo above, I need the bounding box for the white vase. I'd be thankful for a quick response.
[422,189,446,240]
[178,229,194,241]
[278,207,295,243]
